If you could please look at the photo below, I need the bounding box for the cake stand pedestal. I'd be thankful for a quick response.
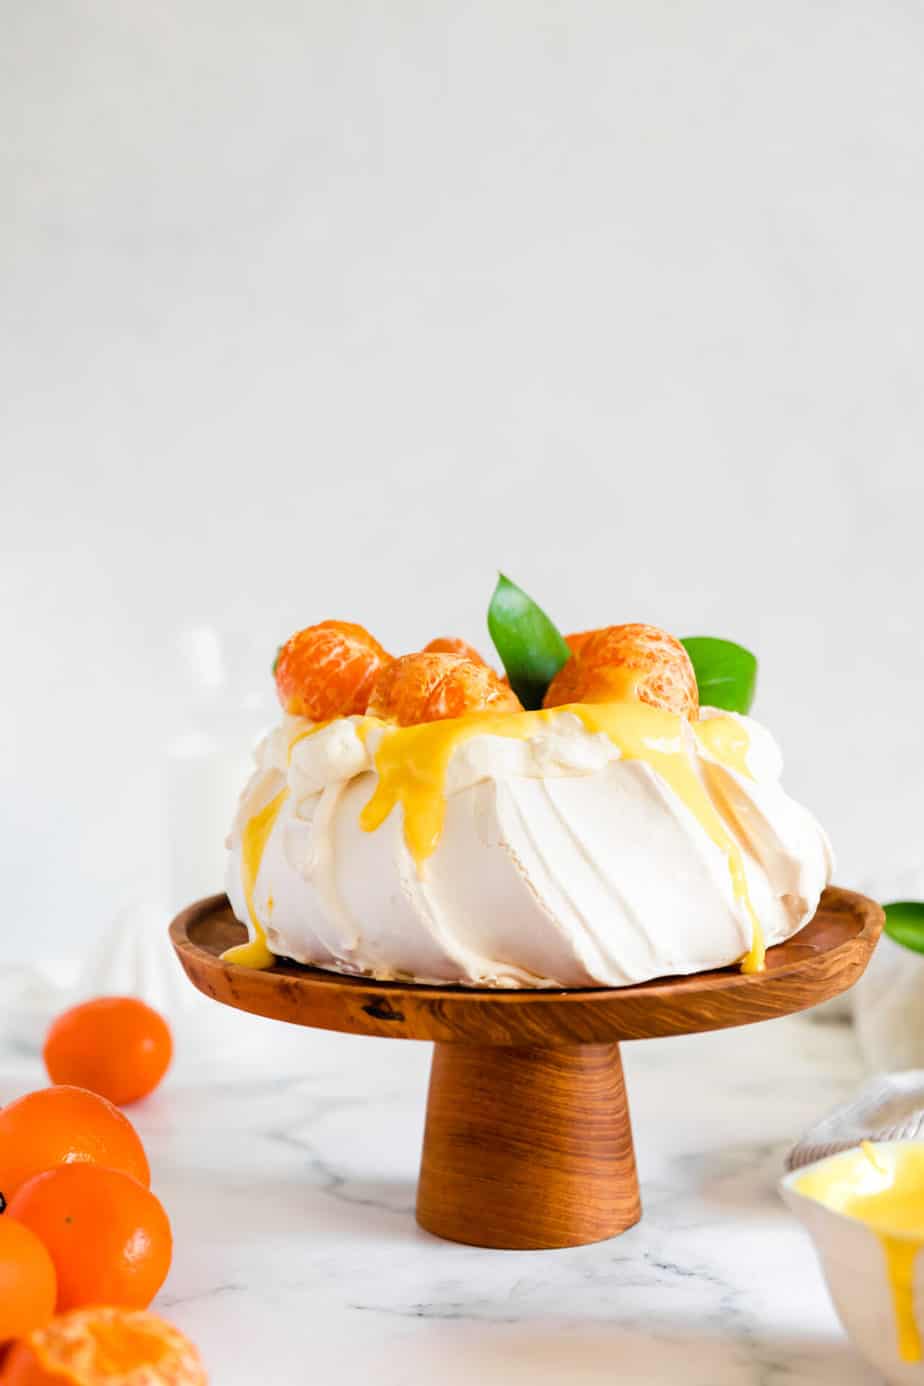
[170,887,881,1250]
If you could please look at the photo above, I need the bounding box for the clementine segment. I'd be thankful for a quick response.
[44,999,172,1108]
[9,1166,171,1313]
[544,623,699,721]
[367,653,522,725]
[1,1307,206,1385]
[0,1088,150,1204]
[564,631,593,656]
[422,637,486,665]
[274,620,391,721]
[0,1219,57,1345]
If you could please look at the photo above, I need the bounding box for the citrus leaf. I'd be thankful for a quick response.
[883,901,924,956]
[487,574,571,710]
[681,636,757,714]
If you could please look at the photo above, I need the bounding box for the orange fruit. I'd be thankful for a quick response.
[0,1218,57,1345]
[44,999,172,1108]
[544,623,699,721]
[9,1166,171,1313]
[274,620,391,721]
[564,631,593,656]
[1,1307,206,1385]
[0,1088,150,1205]
[367,653,522,725]
[421,636,486,665]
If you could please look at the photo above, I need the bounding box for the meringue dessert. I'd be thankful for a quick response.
[224,580,833,989]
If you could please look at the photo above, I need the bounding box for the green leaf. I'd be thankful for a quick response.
[487,574,571,710]
[883,901,924,956]
[681,636,758,714]
[272,644,283,677]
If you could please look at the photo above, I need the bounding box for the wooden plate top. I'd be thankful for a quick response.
[169,888,882,1046]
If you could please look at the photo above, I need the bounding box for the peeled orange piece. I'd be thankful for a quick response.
[421,636,486,665]
[564,631,593,656]
[368,653,522,725]
[1,1307,206,1385]
[544,623,699,721]
[0,1087,150,1204]
[274,621,391,721]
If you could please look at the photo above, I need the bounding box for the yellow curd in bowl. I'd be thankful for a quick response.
[797,1142,924,1362]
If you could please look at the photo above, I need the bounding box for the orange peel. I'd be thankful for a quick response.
[544,623,698,721]
[9,1165,172,1313]
[274,620,391,721]
[43,998,172,1108]
[0,1086,150,1204]
[0,1218,57,1346]
[368,653,522,726]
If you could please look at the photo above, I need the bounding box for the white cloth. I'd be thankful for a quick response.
[786,1071,924,1170]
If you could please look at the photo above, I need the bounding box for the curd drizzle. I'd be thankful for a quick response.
[222,788,288,969]
[233,702,764,975]
[359,700,765,972]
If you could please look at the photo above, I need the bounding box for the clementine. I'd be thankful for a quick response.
[1,1306,206,1385]
[0,1218,57,1345]
[564,631,593,656]
[274,620,391,720]
[367,653,522,725]
[0,1088,149,1205]
[8,1167,171,1313]
[421,636,486,665]
[544,623,699,721]
[44,999,172,1107]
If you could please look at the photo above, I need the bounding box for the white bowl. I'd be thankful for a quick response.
[781,1142,924,1384]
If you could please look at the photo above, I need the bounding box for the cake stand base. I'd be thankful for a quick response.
[171,887,882,1251]
[418,1041,639,1249]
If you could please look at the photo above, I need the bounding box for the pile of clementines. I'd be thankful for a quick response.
[0,996,207,1385]
[274,619,698,725]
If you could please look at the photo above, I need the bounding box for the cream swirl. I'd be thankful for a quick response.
[224,705,833,988]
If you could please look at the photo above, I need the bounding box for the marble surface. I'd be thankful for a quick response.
[0,1006,880,1386]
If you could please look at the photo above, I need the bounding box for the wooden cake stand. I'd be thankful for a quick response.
[170,887,881,1251]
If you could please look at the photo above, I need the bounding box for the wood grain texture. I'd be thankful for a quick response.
[417,1042,640,1249]
[169,887,882,1249]
[169,887,883,1046]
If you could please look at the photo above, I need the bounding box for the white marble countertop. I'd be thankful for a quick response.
[0,1005,880,1386]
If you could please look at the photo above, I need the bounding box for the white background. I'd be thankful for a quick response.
[3,0,923,963]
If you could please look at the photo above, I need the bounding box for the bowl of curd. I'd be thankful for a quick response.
[782,1141,924,1384]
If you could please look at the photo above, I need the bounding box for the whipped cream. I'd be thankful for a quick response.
[224,706,834,988]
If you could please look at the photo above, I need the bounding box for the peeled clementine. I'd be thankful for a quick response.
[9,1166,171,1313]
[274,620,391,721]
[0,1088,150,1205]
[564,631,593,656]
[1,1307,206,1385]
[44,998,172,1107]
[544,623,699,721]
[0,1218,57,1345]
[367,653,522,725]
[421,636,486,665]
